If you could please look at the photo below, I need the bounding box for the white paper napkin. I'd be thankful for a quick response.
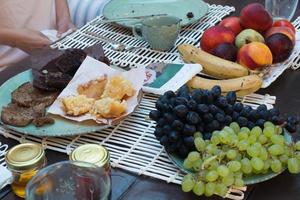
[41,29,74,42]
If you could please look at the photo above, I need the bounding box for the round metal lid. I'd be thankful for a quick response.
[5,143,45,171]
[70,144,109,167]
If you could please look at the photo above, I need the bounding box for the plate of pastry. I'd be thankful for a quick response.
[0,45,145,137]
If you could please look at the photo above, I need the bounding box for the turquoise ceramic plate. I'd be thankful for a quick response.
[103,0,209,28]
[168,130,293,185]
[0,70,109,137]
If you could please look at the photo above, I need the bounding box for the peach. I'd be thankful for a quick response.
[219,17,243,36]
[200,25,235,53]
[237,42,273,70]
[265,27,295,45]
[240,3,273,33]
[273,19,296,34]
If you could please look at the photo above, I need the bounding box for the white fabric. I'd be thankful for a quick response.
[0,166,12,189]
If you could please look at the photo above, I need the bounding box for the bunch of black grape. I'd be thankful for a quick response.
[149,85,298,158]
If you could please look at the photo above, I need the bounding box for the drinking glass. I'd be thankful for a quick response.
[265,0,299,20]
[26,161,111,200]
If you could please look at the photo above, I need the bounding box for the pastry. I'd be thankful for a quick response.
[90,97,127,118]
[61,95,94,116]
[77,76,107,100]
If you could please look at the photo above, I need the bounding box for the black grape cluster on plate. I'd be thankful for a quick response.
[149,85,298,158]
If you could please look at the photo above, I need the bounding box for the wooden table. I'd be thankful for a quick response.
[1,0,300,199]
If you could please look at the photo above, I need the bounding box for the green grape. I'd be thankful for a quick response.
[222,173,235,186]
[234,171,243,179]
[206,144,218,155]
[217,165,230,177]
[250,126,263,137]
[279,154,289,164]
[237,140,249,151]
[181,175,196,192]
[204,182,216,197]
[295,141,300,151]
[195,137,206,152]
[295,152,300,162]
[253,142,262,149]
[241,158,252,174]
[224,126,235,135]
[234,178,244,187]
[270,135,285,145]
[206,170,219,182]
[271,159,283,173]
[230,122,240,133]
[263,159,271,171]
[235,152,242,161]
[240,127,250,134]
[259,147,268,161]
[275,126,283,135]
[288,158,300,174]
[215,183,228,197]
[264,121,275,129]
[263,126,275,138]
[183,173,194,181]
[211,135,220,145]
[183,159,194,169]
[193,181,205,196]
[248,135,257,144]
[258,135,268,144]
[219,130,230,144]
[194,131,203,138]
[192,159,203,172]
[227,149,237,160]
[268,144,284,156]
[228,161,241,172]
[247,146,260,157]
[187,151,200,162]
[208,160,219,170]
[212,130,220,136]
[284,146,293,157]
[251,157,264,171]
[229,139,239,147]
[237,131,248,140]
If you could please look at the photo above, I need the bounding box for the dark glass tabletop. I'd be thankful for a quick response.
[1,0,300,199]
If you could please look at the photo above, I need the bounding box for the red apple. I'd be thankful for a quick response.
[273,19,296,34]
[200,26,235,53]
[219,17,243,36]
[240,3,273,33]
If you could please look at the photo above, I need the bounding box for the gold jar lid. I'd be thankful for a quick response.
[5,143,45,171]
[70,144,109,168]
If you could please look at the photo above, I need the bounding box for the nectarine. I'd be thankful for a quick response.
[200,26,235,53]
[237,42,273,70]
[219,17,242,36]
[273,19,296,34]
[211,42,237,61]
[265,27,295,45]
[240,3,273,33]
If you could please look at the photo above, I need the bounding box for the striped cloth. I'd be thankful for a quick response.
[68,0,110,27]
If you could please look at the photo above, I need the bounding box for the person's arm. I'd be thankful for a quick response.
[55,0,76,37]
[0,28,50,52]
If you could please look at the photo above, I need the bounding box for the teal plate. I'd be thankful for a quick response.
[103,0,209,28]
[168,130,293,185]
[0,70,109,137]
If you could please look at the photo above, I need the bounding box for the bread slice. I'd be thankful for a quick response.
[91,97,127,118]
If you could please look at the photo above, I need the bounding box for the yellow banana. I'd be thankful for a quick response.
[187,75,263,95]
[177,44,249,79]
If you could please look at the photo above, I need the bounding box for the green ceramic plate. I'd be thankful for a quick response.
[0,70,109,137]
[168,130,293,185]
[103,0,209,28]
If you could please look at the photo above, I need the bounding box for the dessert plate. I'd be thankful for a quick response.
[0,70,109,137]
[167,130,293,185]
[103,0,209,28]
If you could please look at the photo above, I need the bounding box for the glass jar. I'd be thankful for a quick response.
[5,143,46,198]
[70,144,111,199]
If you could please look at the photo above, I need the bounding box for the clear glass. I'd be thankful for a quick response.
[25,161,111,200]
[265,0,299,20]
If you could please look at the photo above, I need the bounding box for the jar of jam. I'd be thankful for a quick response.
[70,144,111,200]
[5,143,46,198]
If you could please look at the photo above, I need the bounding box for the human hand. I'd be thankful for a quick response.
[56,18,76,38]
[8,29,51,53]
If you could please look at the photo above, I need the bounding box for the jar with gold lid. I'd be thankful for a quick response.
[70,144,111,199]
[5,143,46,198]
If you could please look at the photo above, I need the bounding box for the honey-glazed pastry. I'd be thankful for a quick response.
[77,75,107,100]
[90,97,127,118]
[61,95,94,116]
[101,75,135,100]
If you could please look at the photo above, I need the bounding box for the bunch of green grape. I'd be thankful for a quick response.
[181,121,300,197]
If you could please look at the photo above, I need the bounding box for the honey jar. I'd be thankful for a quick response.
[5,143,46,198]
[70,144,111,199]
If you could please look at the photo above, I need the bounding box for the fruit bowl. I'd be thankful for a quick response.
[167,129,293,185]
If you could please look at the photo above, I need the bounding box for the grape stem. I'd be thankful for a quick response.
[201,155,218,170]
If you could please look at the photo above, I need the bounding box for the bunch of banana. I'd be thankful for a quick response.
[177,44,263,96]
